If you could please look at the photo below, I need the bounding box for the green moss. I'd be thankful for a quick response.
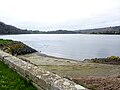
[0,60,37,90]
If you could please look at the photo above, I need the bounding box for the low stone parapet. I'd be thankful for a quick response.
[0,50,87,90]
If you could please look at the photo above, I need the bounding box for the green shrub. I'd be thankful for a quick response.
[107,56,120,60]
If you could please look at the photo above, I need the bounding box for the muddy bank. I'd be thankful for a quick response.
[18,52,80,66]
[18,52,120,90]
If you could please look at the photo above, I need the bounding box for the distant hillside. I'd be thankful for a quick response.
[39,26,120,34]
[0,21,36,34]
[0,21,120,34]
[40,26,120,34]
[76,26,120,34]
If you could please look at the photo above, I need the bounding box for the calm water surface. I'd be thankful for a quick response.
[0,34,120,60]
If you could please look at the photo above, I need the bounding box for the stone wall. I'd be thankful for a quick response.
[0,50,87,90]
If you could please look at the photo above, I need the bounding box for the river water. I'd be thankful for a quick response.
[0,34,120,60]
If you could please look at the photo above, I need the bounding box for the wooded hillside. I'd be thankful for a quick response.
[0,21,33,34]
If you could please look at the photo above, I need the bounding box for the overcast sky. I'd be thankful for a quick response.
[0,0,120,31]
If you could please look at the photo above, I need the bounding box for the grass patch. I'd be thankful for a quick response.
[0,39,13,45]
[0,60,37,90]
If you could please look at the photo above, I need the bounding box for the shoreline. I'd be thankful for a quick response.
[18,52,82,66]
[34,52,84,62]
